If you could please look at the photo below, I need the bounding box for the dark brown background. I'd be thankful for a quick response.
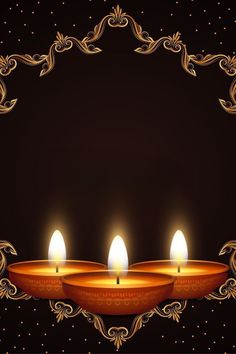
[0,0,235,353]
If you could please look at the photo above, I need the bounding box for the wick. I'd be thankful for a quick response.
[177,265,180,273]
[116,275,120,285]
[56,264,59,273]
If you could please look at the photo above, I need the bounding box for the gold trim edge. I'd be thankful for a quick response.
[0,5,235,114]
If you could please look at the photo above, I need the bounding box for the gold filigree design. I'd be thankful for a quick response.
[0,240,31,300]
[49,299,187,350]
[49,300,83,322]
[0,278,31,300]
[0,5,235,114]
[205,240,236,300]
[0,240,17,277]
[154,300,187,322]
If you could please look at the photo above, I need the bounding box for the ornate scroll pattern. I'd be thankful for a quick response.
[205,240,236,300]
[0,240,17,278]
[0,278,31,300]
[0,240,32,300]
[0,5,235,114]
[49,299,187,350]
[49,300,83,322]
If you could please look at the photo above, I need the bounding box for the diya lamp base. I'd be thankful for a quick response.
[131,260,229,299]
[62,270,175,315]
[8,260,106,299]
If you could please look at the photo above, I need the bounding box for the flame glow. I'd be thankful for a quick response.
[108,235,128,275]
[170,230,188,266]
[48,230,66,265]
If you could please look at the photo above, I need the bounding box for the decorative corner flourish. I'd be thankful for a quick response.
[0,5,235,114]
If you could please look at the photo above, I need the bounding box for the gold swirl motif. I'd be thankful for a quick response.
[0,278,31,300]
[205,240,236,300]
[0,241,32,300]
[154,300,187,322]
[0,5,235,114]
[49,299,187,350]
[49,300,83,322]
[0,240,17,278]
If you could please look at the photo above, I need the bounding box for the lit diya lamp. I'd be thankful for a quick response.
[8,230,105,299]
[63,235,175,315]
[131,230,229,299]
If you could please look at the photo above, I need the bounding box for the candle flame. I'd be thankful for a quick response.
[170,230,188,267]
[108,235,128,276]
[48,230,66,266]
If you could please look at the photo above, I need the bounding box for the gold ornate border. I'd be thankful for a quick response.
[49,299,187,350]
[0,5,235,114]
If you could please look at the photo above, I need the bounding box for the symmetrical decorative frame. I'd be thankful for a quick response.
[0,5,235,114]
[0,4,236,351]
[0,239,236,350]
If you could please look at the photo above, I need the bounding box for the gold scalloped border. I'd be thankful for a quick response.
[0,5,235,114]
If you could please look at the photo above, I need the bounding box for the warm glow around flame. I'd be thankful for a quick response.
[170,230,188,265]
[48,230,66,265]
[108,235,128,275]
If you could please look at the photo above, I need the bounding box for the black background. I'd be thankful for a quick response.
[0,0,235,353]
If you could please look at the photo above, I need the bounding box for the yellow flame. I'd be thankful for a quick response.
[48,230,66,265]
[170,230,188,265]
[108,235,128,275]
